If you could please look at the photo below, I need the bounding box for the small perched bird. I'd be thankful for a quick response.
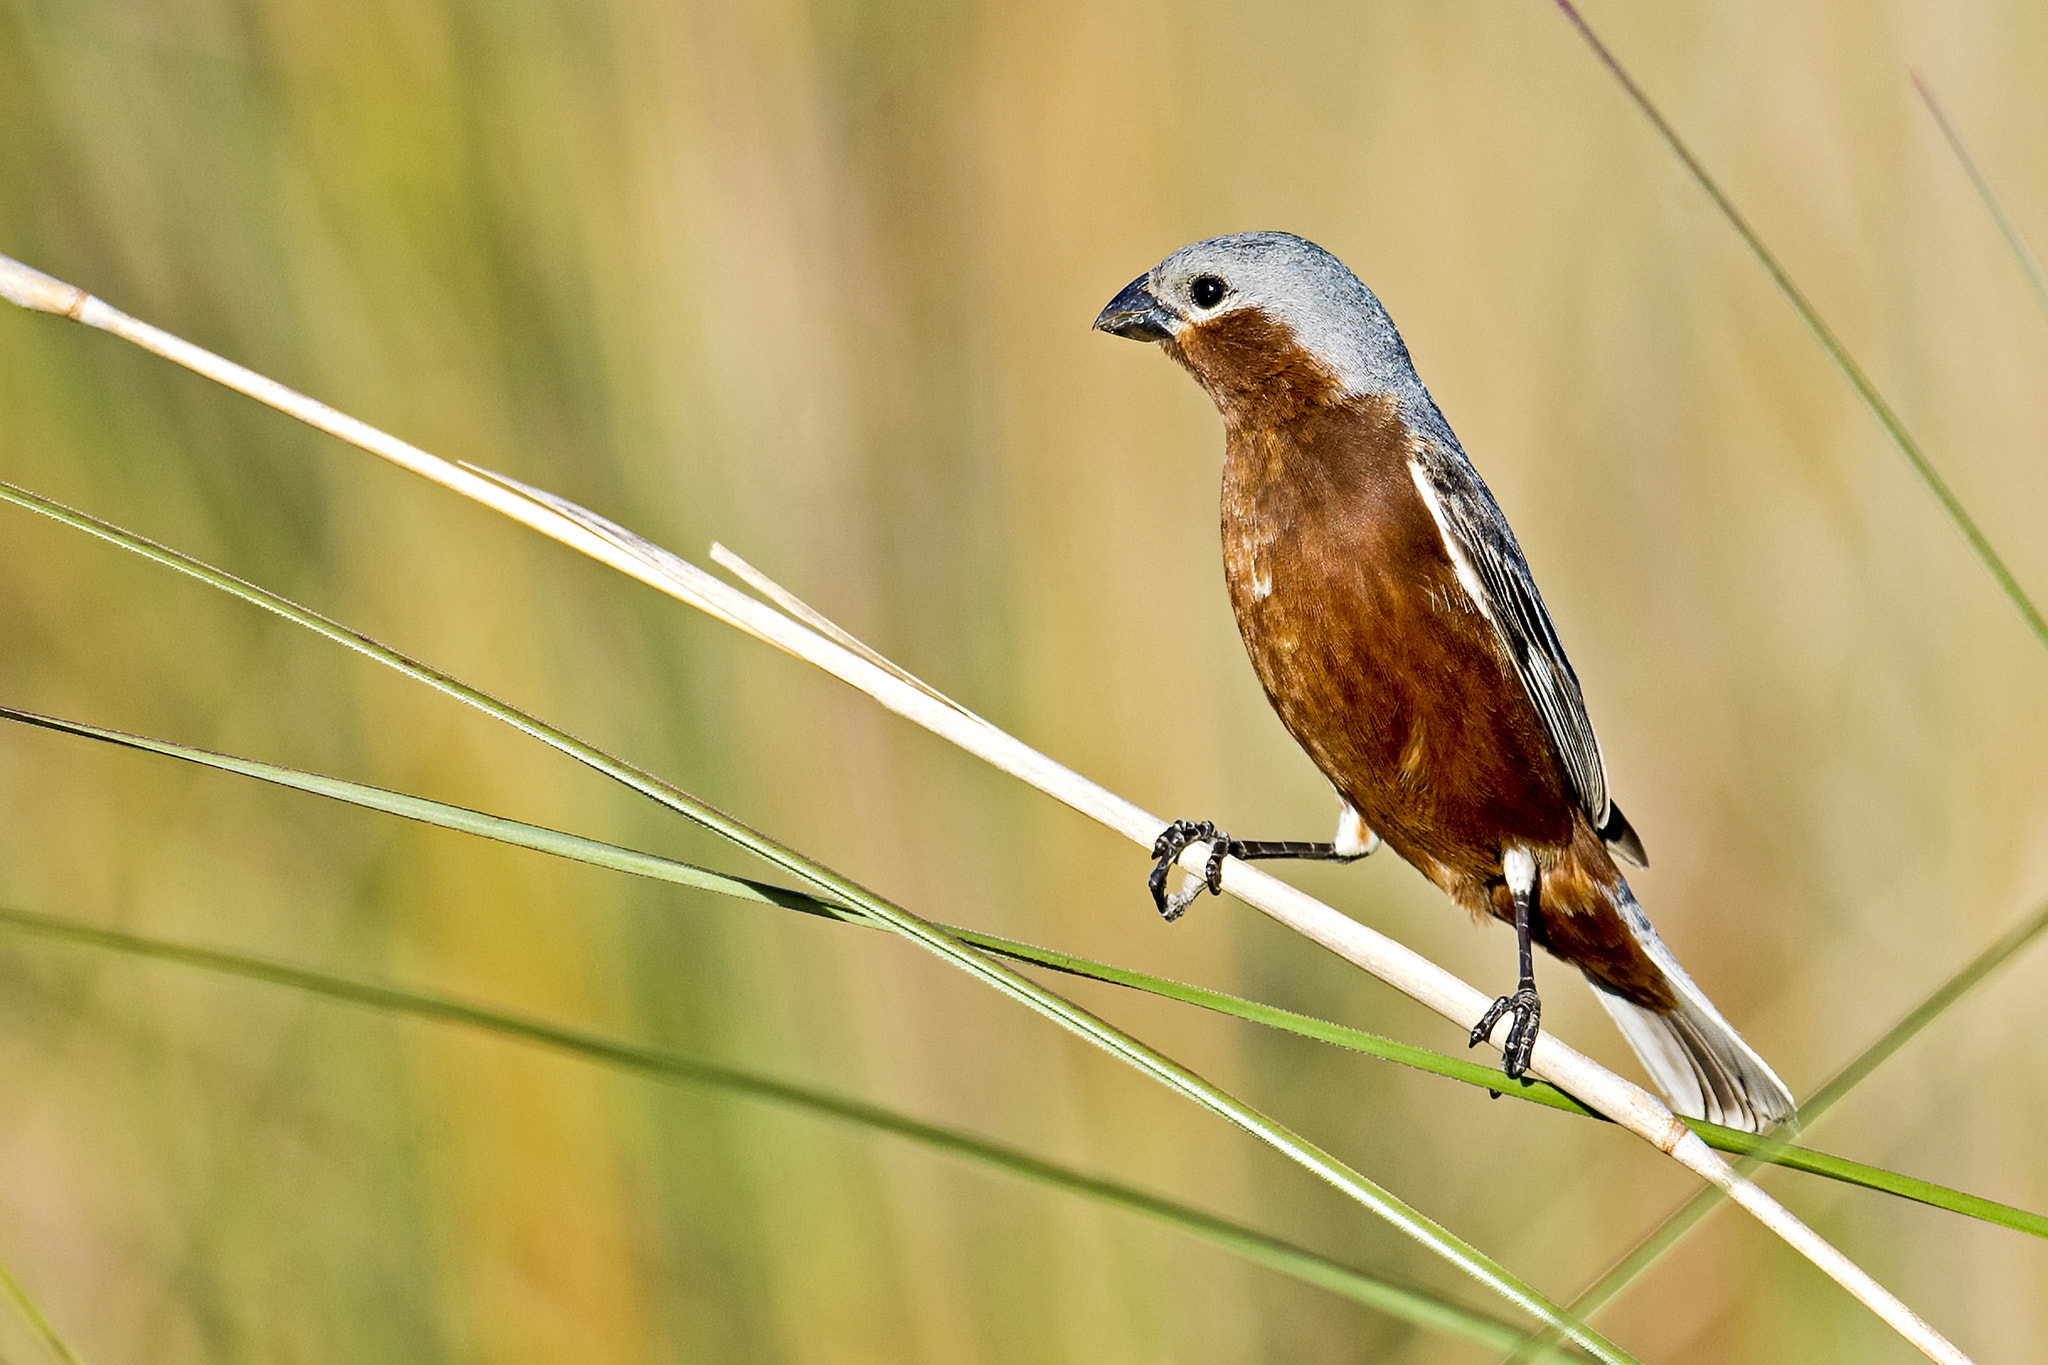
[1094,231,1794,1131]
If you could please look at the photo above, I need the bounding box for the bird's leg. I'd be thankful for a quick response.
[1470,848,1542,1081]
[1148,821,1372,922]
[1229,839,1372,862]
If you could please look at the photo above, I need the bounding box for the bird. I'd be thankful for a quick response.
[1093,231,1795,1132]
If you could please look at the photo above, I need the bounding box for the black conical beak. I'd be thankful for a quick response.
[1092,273,1177,342]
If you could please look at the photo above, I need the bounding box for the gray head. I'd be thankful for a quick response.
[1093,232,1429,407]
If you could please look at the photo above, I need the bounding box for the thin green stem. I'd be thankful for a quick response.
[1513,10,2048,1356]
[0,1249,84,1365]
[8,704,2042,1240]
[1510,893,2048,1360]
[0,904,1591,1363]
[1804,896,2048,1119]
[0,482,1629,1361]
[1912,70,2048,324]
[1549,0,2048,657]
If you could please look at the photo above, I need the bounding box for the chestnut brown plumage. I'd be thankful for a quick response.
[1095,232,1794,1131]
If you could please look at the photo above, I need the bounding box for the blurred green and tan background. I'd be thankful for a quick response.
[2,0,2046,1360]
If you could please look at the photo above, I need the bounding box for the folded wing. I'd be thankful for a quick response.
[1408,441,1646,866]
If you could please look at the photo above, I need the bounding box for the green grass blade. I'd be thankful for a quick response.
[0,905,1594,1364]
[1702,1125,2048,1237]
[1508,894,2048,1360]
[0,705,841,923]
[1802,896,2048,1120]
[0,485,1632,1361]
[1506,11,2048,1357]
[1548,0,2048,658]
[0,700,1582,1109]
[11,704,2041,1241]
[0,1246,86,1365]
[1912,70,2048,323]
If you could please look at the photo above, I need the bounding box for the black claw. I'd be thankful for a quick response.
[1469,986,1542,1081]
[1203,839,1230,893]
[1147,819,1204,915]
[1148,818,1232,922]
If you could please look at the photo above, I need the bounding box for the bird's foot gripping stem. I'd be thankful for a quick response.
[1148,819,1235,921]
[1470,983,1542,1081]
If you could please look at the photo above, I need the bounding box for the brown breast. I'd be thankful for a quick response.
[1165,308,1669,1005]
[1225,392,1579,886]
[1167,313,1576,895]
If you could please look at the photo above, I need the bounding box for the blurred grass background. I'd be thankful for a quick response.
[1,0,2046,1360]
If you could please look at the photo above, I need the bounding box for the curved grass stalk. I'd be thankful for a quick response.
[1547,0,2048,658]
[0,906,1601,1362]
[1514,11,2048,1357]
[1912,71,2048,324]
[669,543,1967,1361]
[0,256,1956,1360]
[1507,893,2048,1362]
[0,486,1627,1361]
[10,704,2043,1243]
[0,1248,86,1365]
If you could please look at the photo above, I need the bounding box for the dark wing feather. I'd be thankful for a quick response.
[1409,441,1645,865]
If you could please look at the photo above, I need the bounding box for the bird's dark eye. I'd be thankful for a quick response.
[1189,275,1228,309]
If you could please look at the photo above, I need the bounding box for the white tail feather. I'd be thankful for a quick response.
[1588,882,1796,1133]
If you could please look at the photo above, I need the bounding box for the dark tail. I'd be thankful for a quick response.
[1587,880,1796,1132]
